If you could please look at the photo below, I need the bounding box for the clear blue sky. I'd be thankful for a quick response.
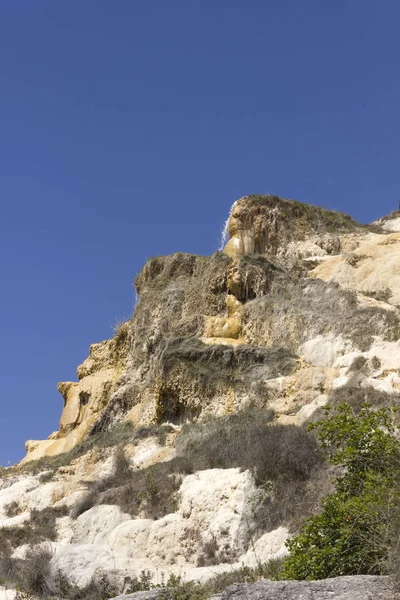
[1,1,400,464]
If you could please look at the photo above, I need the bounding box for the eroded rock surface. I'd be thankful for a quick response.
[4,195,400,596]
[23,196,400,464]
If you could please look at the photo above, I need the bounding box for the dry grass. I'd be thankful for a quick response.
[0,505,68,551]
[71,447,182,520]
[1,420,172,481]
[71,409,325,535]
[177,409,324,532]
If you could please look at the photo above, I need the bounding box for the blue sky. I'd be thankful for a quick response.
[1,1,400,464]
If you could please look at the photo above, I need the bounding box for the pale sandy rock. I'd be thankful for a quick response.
[106,468,257,567]
[22,481,66,511]
[72,505,131,545]
[296,394,328,424]
[0,511,30,529]
[312,231,400,305]
[239,526,289,567]
[145,513,184,566]
[77,339,119,379]
[54,489,88,509]
[56,515,75,544]
[50,522,290,587]
[178,468,256,559]
[367,338,400,370]
[0,587,16,600]
[380,216,400,232]
[286,239,328,259]
[107,518,154,560]
[298,336,352,368]
[51,542,113,587]
[11,198,400,595]
[361,374,400,395]
[124,437,175,470]
[0,476,39,516]
[332,375,350,389]
[333,351,365,369]
[38,468,265,586]
[23,328,129,464]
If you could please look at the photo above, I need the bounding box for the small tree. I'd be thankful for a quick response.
[282,402,400,580]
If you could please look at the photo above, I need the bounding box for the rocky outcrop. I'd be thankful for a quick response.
[24,326,130,462]
[1,465,288,588]
[222,195,365,261]
[7,194,400,596]
[23,195,400,463]
[219,576,397,600]
[110,576,397,600]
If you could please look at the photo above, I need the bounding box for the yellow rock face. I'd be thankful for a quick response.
[223,200,256,259]
[311,232,400,305]
[203,294,243,344]
[23,331,130,463]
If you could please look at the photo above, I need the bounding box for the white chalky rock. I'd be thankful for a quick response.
[0,476,39,517]
[380,217,400,232]
[298,336,351,368]
[0,587,16,600]
[0,512,30,529]
[333,351,365,369]
[239,526,289,567]
[72,504,131,545]
[367,339,400,371]
[297,395,328,424]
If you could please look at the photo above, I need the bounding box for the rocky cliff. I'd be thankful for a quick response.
[23,195,400,462]
[2,195,400,598]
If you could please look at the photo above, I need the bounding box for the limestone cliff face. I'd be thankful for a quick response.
[24,195,400,463]
[24,328,130,463]
[6,195,400,593]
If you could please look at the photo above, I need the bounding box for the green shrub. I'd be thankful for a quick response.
[283,403,400,580]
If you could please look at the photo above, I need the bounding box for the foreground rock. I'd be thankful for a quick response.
[111,576,397,600]
[221,576,397,600]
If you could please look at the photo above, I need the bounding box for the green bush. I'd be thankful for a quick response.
[282,403,400,580]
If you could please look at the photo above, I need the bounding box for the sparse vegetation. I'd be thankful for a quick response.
[177,408,324,531]
[3,559,287,600]
[4,501,21,518]
[363,287,393,303]
[243,276,400,353]
[0,420,173,481]
[71,447,182,519]
[112,317,130,345]
[247,195,363,234]
[327,382,400,416]
[0,505,68,550]
[69,408,324,537]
